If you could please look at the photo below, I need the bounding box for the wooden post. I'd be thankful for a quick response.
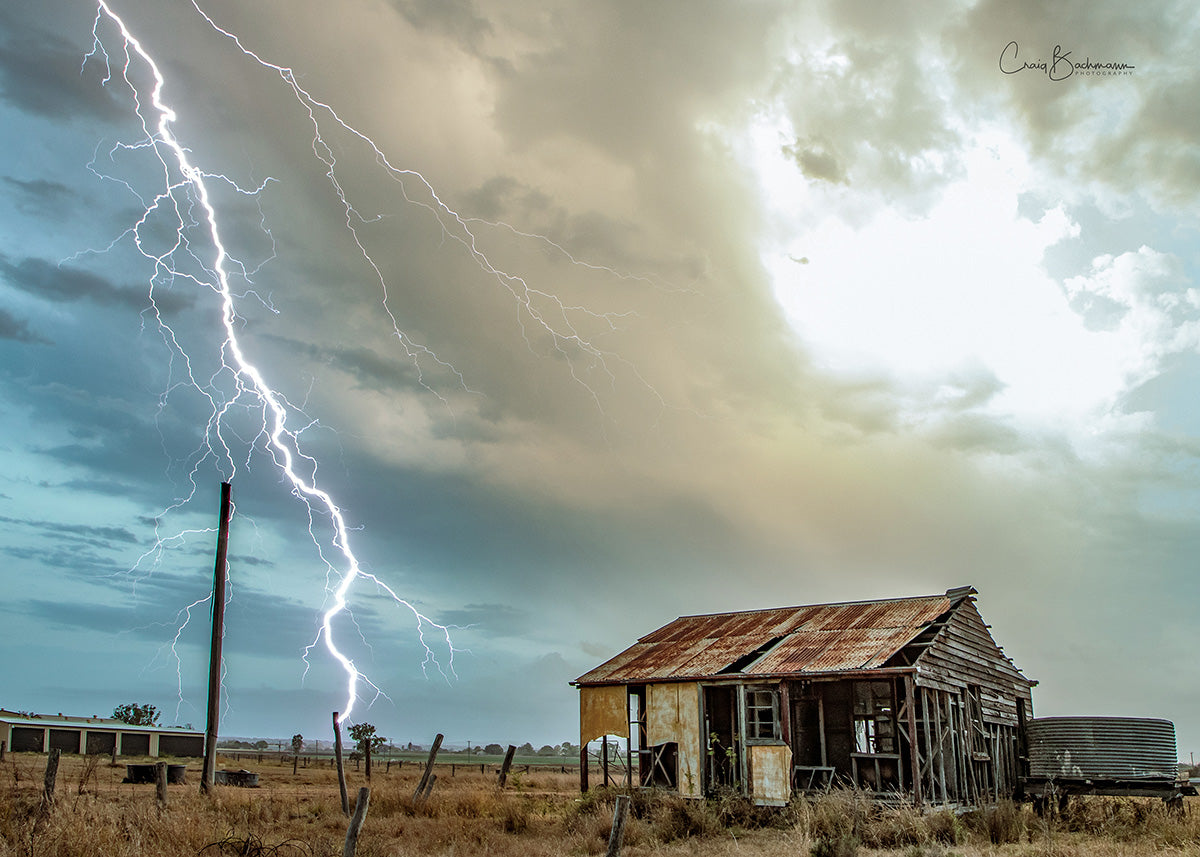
[156,762,168,809]
[605,794,630,857]
[412,734,443,803]
[779,681,793,750]
[0,740,5,762]
[343,786,370,857]
[580,744,589,793]
[934,690,948,802]
[333,712,350,818]
[919,688,935,804]
[111,740,118,766]
[817,694,828,766]
[43,748,61,806]
[904,674,922,807]
[498,745,516,788]
[365,741,371,781]
[419,773,437,804]
[601,736,609,788]
[201,481,232,795]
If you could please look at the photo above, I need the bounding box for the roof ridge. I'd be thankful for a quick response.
[671,590,954,622]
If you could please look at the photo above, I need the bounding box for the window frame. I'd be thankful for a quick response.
[743,685,782,743]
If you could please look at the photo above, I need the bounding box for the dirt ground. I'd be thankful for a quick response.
[2,752,1199,856]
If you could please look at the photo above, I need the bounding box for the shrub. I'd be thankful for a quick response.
[860,804,927,849]
[810,832,860,857]
[924,809,964,844]
[652,796,721,841]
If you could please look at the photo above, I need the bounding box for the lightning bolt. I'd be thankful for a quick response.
[83,1,646,724]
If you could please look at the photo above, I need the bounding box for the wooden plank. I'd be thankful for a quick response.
[933,689,948,803]
[920,687,934,800]
[817,694,827,767]
[905,674,921,807]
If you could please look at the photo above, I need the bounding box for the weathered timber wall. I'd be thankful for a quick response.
[913,599,1033,725]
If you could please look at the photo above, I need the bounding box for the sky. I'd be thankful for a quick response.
[1,1,1199,755]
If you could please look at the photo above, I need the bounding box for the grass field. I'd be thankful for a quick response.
[2,752,1199,856]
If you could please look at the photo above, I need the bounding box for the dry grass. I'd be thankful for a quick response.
[2,753,1199,856]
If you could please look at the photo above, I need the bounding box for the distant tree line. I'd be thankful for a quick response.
[212,732,582,756]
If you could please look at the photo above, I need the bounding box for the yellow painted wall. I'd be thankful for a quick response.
[579,685,628,745]
[749,743,793,805]
[647,683,702,797]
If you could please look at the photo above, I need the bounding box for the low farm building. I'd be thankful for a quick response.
[0,710,204,757]
[573,586,1035,806]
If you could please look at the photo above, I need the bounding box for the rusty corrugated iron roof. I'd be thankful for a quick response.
[575,592,954,685]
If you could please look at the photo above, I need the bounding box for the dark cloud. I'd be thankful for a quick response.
[58,477,138,496]
[1,176,77,218]
[0,254,193,314]
[438,602,528,635]
[783,141,848,185]
[0,308,49,343]
[0,7,126,122]
[0,543,127,579]
[0,513,138,547]
[12,599,142,636]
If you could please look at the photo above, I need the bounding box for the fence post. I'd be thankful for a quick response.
[498,745,516,788]
[333,712,350,818]
[0,740,5,762]
[156,762,168,809]
[606,794,630,857]
[418,773,437,805]
[412,734,443,804]
[43,748,61,807]
[343,787,370,857]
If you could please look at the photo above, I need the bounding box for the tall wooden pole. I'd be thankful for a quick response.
[334,712,350,817]
[201,481,232,794]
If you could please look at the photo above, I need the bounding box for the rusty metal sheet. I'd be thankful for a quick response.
[576,594,952,685]
[579,685,628,744]
[749,743,793,806]
[645,683,703,797]
[751,625,937,674]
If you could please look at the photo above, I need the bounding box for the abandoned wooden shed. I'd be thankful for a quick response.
[573,586,1035,806]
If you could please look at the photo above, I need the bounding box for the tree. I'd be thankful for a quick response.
[348,722,387,780]
[483,743,505,756]
[292,733,303,774]
[537,745,557,756]
[518,742,535,756]
[112,703,159,726]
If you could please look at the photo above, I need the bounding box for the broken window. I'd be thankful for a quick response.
[745,686,780,742]
[852,680,896,754]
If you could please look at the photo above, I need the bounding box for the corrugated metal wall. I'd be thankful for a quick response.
[1026,717,1177,780]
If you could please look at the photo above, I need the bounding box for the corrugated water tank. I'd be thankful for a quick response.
[1026,717,1177,781]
